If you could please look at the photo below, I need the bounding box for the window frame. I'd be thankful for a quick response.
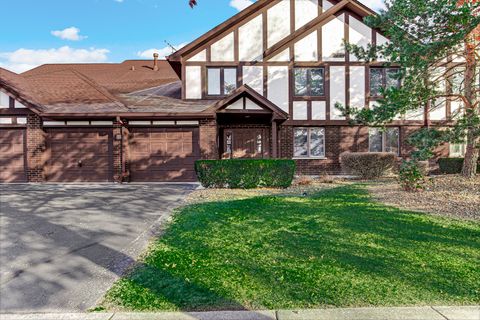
[293,127,326,159]
[369,67,401,98]
[449,143,466,158]
[368,127,400,155]
[206,67,238,97]
[293,67,325,97]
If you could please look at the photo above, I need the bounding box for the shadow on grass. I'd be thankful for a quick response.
[104,184,480,311]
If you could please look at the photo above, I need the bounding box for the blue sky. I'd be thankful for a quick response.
[0,0,384,73]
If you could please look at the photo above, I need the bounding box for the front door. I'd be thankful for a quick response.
[222,128,269,159]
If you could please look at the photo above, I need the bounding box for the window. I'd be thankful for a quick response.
[207,67,237,96]
[450,143,466,158]
[294,127,325,158]
[294,68,325,96]
[369,127,400,154]
[370,68,401,97]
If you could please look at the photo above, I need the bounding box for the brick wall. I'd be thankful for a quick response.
[26,114,45,182]
[199,119,218,159]
[112,124,123,183]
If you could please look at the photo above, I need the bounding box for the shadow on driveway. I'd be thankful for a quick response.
[0,184,196,312]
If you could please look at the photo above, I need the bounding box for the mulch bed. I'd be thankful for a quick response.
[368,175,480,220]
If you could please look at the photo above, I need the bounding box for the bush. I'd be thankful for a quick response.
[195,159,296,189]
[399,160,427,192]
[340,152,397,179]
[438,158,480,174]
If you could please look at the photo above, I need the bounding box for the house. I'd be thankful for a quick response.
[0,0,462,183]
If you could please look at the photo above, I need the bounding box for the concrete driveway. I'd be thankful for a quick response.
[0,183,197,312]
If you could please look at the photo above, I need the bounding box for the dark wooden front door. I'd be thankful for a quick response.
[45,128,114,182]
[222,128,269,159]
[129,127,200,182]
[0,129,26,183]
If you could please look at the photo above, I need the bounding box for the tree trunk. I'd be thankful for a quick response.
[462,129,479,177]
[461,26,479,177]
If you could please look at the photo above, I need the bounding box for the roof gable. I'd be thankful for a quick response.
[168,0,377,62]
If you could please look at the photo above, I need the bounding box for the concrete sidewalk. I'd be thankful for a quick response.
[1,306,478,320]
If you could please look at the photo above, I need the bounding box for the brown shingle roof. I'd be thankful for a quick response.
[0,60,207,116]
[23,60,179,94]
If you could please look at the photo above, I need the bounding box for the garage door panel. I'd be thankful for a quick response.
[45,128,113,182]
[129,128,200,182]
[0,129,26,183]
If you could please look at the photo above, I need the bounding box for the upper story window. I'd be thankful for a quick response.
[369,127,400,155]
[294,127,325,158]
[207,67,237,96]
[370,68,401,97]
[294,68,325,97]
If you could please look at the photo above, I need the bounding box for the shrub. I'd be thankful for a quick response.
[340,152,397,179]
[438,158,480,174]
[399,160,428,192]
[195,159,295,189]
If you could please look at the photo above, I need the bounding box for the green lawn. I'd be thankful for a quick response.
[102,185,480,311]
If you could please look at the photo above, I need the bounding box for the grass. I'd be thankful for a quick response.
[102,185,480,311]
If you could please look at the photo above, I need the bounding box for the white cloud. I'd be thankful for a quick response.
[0,46,110,73]
[137,43,189,59]
[51,27,86,41]
[359,0,386,11]
[229,0,254,11]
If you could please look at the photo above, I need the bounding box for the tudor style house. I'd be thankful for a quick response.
[0,0,462,183]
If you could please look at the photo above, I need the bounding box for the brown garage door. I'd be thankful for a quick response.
[0,129,26,183]
[45,128,113,182]
[129,127,200,182]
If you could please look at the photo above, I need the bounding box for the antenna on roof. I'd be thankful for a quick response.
[164,40,178,53]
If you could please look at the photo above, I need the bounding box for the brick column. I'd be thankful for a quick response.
[26,114,45,182]
[112,124,123,183]
[199,118,218,159]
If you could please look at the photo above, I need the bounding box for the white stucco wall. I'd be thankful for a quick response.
[295,0,318,30]
[294,31,318,61]
[211,32,235,62]
[239,15,263,61]
[242,66,264,94]
[267,66,289,113]
[185,66,202,99]
[267,0,291,48]
[322,14,345,61]
[312,101,326,120]
[349,16,372,62]
[187,50,207,62]
[293,101,308,120]
[329,66,346,120]
[349,66,366,109]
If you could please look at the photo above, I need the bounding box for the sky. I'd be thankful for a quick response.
[0,0,385,73]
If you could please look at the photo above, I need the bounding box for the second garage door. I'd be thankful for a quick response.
[0,129,26,183]
[129,127,200,182]
[45,128,113,182]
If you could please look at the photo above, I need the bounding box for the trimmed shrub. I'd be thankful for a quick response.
[195,159,295,189]
[340,152,397,179]
[438,158,480,174]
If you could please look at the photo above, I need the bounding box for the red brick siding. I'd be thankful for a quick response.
[26,114,45,182]
[199,119,218,159]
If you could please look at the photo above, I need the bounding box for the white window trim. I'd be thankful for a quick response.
[449,143,466,158]
[293,127,326,159]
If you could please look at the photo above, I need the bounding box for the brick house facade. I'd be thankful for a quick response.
[0,0,462,183]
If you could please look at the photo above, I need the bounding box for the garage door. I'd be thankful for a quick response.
[45,128,113,182]
[129,127,200,182]
[0,129,26,183]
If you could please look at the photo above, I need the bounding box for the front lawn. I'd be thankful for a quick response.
[102,185,480,311]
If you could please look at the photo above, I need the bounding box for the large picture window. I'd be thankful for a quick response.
[207,67,237,96]
[369,127,400,154]
[294,68,325,97]
[370,68,401,97]
[294,127,325,158]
